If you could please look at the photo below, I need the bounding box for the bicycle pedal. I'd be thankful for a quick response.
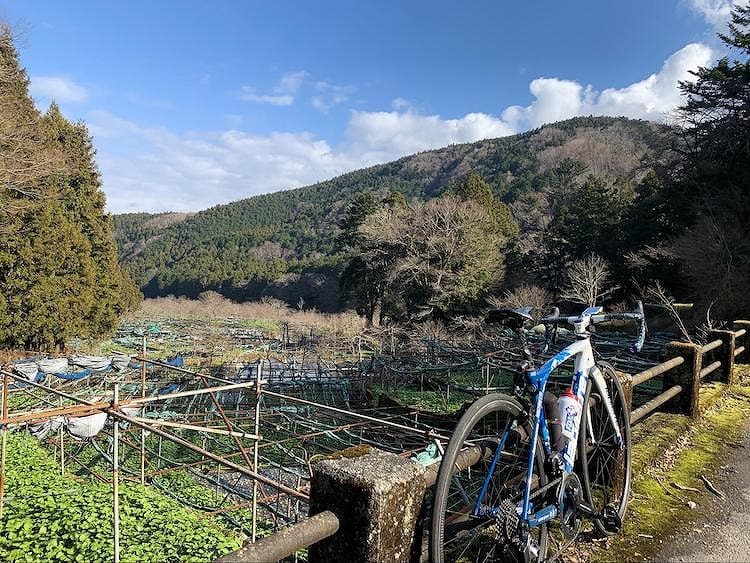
[600,504,622,532]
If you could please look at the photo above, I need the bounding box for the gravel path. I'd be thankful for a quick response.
[654,419,750,562]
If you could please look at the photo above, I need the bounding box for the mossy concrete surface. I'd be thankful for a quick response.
[580,366,750,562]
[308,446,427,563]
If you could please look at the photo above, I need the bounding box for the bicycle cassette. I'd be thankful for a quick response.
[491,498,521,544]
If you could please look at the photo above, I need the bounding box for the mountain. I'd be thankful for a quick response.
[113,116,672,310]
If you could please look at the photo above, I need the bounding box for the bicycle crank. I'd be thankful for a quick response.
[556,473,583,539]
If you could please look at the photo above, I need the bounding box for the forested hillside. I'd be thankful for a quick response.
[0,27,139,350]
[115,116,671,309]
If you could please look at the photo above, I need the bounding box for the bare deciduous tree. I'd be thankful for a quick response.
[358,195,511,321]
[562,253,616,306]
[487,285,553,320]
[671,213,750,321]
[642,281,692,343]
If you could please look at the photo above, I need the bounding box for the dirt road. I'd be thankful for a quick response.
[654,420,750,562]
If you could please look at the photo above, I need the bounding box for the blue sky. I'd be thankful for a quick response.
[1,0,743,213]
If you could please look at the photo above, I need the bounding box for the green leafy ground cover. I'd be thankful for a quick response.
[64,429,274,539]
[0,432,243,562]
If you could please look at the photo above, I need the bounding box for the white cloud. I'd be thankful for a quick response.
[311,81,356,113]
[343,43,712,164]
[501,78,586,130]
[94,43,714,213]
[502,43,713,131]
[240,70,309,106]
[591,43,713,120]
[686,0,746,28]
[30,75,88,104]
[279,71,309,94]
[344,108,515,163]
[89,110,353,213]
[391,97,413,111]
[239,89,294,106]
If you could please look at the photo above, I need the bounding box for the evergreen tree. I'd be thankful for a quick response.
[456,171,519,241]
[381,190,407,210]
[337,190,378,249]
[338,191,387,325]
[669,4,750,318]
[43,104,140,335]
[456,171,494,206]
[549,175,632,263]
[0,26,139,349]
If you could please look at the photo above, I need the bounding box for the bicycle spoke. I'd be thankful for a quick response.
[579,363,632,535]
[431,394,547,563]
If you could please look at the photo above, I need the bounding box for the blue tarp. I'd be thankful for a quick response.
[155,383,180,396]
[52,368,93,380]
[129,355,184,370]
[9,372,45,390]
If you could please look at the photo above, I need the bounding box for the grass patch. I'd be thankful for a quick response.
[372,384,473,415]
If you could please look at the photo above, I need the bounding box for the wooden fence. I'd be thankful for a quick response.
[220,320,750,563]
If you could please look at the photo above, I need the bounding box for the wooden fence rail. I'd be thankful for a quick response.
[624,323,748,424]
[224,319,750,562]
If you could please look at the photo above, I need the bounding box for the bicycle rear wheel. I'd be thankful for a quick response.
[429,393,547,563]
[578,362,632,535]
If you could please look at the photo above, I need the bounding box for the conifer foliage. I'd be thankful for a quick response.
[0,26,139,350]
[669,4,750,319]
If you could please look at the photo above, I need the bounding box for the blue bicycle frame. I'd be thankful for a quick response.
[470,321,624,531]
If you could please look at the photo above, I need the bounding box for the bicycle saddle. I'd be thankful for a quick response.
[486,306,534,328]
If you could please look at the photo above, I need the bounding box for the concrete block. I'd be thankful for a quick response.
[308,446,427,563]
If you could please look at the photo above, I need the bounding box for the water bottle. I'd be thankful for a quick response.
[558,388,582,447]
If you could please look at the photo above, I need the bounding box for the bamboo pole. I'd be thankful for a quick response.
[0,429,5,520]
[108,409,307,501]
[113,384,120,563]
[59,398,65,476]
[195,371,256,469]
[3,401,109,425]
[252,361,262,542]
[126,416,261,440]
[126,381,259,406]
[0,371,259,426]
[0,371,8,519]
[140,335,146,486]
[259,389,452,441]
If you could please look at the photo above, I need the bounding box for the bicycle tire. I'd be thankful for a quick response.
[578,362,632,535]
[429,393,548,563]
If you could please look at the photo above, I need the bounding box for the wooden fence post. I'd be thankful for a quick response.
[615,370,633,418]
[732,320,750,363]
[707,329,736,384]
[663,342,702,417]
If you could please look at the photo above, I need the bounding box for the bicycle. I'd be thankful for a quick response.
[430,303,646,562]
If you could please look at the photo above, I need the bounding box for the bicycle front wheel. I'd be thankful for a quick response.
[430,393,547,563]
[578,362,632,535]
